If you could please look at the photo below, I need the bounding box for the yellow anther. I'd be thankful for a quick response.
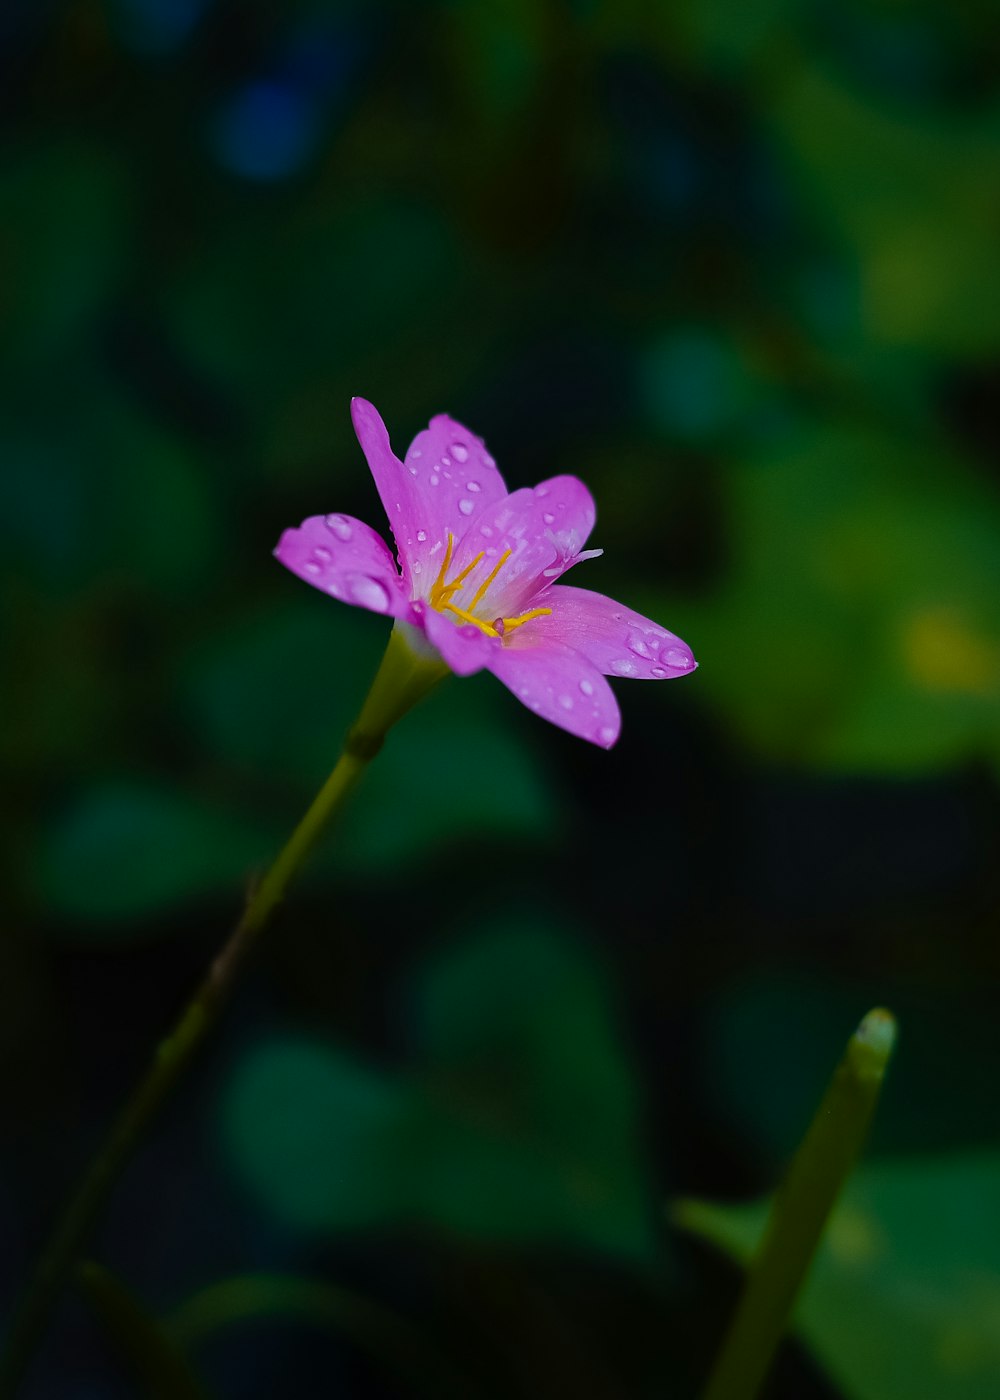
[443,604,501,637]
[469,548,512,612]
[501,607,552,632]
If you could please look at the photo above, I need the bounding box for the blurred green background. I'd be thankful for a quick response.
[2,1,999,1397]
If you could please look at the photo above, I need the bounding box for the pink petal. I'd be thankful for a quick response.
[421,605,500,676]
[443,475,598,620]
[485,639,621,748]
[516,585,697,679]
[273,513,408,617]
[351,398,507,590]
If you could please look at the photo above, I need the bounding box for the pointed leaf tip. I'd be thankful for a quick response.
[849,1007,897,1080]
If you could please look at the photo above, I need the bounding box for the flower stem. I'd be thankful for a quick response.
[0,623,447,1398]
[699,1007,897,1400]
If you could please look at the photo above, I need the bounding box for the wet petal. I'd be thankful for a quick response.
[485,639,621,748]
[422,605,500,676]
[522,585,697,679]
[351,398,506,590]
[444,476,598,620]
[274,513,408,617]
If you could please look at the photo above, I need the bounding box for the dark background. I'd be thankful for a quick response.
[2,1,999,1397]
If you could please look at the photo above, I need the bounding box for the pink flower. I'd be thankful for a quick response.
[274,400,696,748]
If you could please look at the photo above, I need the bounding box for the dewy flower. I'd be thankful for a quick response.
[275,400,696,748]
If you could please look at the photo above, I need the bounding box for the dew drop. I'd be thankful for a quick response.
[304,561,321,575]
[543,512,555,525]
[349,576,391,612]
[412,561,422,575]
[480,525,493,537]
[666,648,692,669]
[534,484,549,498]
[650,665,667,678]
[313,547,331,562]
[458,498,475,516]
[611,658,636,676]
[559,694,574,710]
[411,448,423,459]
[466,479,481,492]
[430,474,440,486]
[451,443,469,463]
[579,679,594,696]
[628,635,651,658]
[598,725,617,745]
[416,529,427,542]
[325,513,353,541]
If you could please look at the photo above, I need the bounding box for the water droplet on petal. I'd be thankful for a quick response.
[430,474,440,486]
[543,512,555,525]
[466,479,480,492]
[559,694,574,710]
[451,442,469,463]
[458,498,474,516]
[534,484,549,497]
[611,658,636,676]
[598,725,617,745]
[416,529,427,542]
[304,561,321,575]
[313,547,331,562]
[650,665,667,678]
[480,525,493,537]
[407,464,419,476]
[628,635,651,658]
[412,561,422,575]
[411,448,423,459]
[666,648,692,669]
[325,513,353,541]
[348,576,391,612]
[579,679,594,696]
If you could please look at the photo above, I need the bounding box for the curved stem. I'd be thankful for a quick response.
[0,624,448,1398]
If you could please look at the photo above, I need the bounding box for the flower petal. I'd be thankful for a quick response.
[421,605,500,676]
[351,398,507,590]
[485,639,621,748]
[445,475,598,619]
[517,585,697,679]
[274,513,408,617]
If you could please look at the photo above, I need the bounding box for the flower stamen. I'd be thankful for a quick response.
[468,548,512,611]
[428,531,552,641]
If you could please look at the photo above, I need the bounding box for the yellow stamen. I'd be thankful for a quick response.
[468,548,512,612]
[426,531,551,642]
[501,607,552,632]
[430,532,455,597]
[443,604,500,637]
[440,550,485,599]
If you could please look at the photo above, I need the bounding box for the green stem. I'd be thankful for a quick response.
[700,1006,897,1400]
[77,1262,214,1400]
[0,623,447,1399]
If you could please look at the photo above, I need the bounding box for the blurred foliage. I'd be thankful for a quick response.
[222,920,649,1255]
[1,0,999,1396]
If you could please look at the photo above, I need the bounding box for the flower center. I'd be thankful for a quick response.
[428,532,552,640]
